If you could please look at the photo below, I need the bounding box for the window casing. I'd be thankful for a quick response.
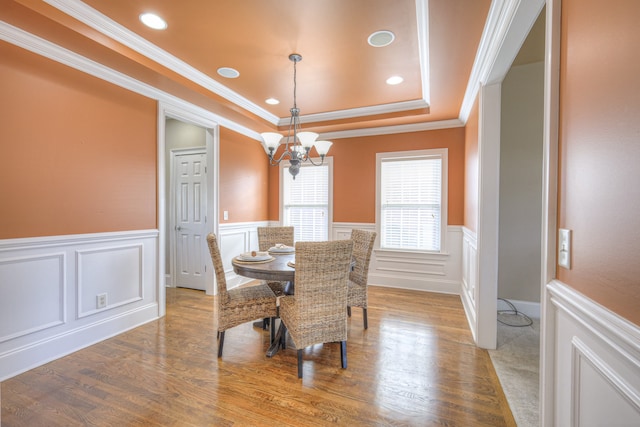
[376,149,448,252]
[280,158,333,242]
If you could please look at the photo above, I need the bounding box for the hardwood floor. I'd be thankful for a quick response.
[1,286,515,426]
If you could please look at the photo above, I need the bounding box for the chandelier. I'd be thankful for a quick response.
[260,53,332,179]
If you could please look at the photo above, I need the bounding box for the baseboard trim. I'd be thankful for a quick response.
[0,303,159,381]
[498,298,541,319]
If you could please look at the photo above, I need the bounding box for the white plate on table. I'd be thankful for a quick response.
[237,251,272,262]
[268,245,295,254]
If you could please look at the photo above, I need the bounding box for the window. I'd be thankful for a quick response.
[376,149,447,252]
[280,159,332,242]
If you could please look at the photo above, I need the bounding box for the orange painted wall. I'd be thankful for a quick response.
[219,128,269,223]
[464,98,479,233]
[0,41,157,239]
[267,128,466,225]
[557,0,640,326]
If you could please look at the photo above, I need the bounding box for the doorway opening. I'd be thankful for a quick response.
[157,103,220,315]
[489,8,546,426]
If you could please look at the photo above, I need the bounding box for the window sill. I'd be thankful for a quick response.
[373,248,451,258]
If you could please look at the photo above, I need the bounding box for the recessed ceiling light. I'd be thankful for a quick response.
[368,30,395,47]
[386,76,404,85]
[265,98,280,105]
[139,13,167,30]
[217,67,240,79]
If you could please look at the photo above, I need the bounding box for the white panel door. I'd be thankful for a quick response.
[174,152,207,290]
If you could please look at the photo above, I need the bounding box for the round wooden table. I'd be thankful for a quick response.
[231,252,295,286]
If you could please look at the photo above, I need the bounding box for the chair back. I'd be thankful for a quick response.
[349,229,377,286]
[294,240,353,337]
[257,226,294,251]
[206,233,228,302]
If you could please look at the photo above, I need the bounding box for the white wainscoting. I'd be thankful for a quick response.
[221,222,464,295]
[334,223,463,294]
[461,227,479,340]
[547,280,640,426]
[0,230,159,381]
[218,221,270,290]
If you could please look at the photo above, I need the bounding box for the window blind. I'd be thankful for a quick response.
[283,164,329,241]
[380,156,442,251]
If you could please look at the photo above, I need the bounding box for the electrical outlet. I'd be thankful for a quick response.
[558,229,571,269]
[223,210,229,221]
[97,293,107,309]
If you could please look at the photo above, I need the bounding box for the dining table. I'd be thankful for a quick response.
[231,250,296,357]
[231,251,296,295]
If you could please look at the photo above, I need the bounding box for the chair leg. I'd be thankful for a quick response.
[340,341,347,369]
[297,349,303,378]
[363,308,368,330]
[347,306,351,317]
[217,331,225,358]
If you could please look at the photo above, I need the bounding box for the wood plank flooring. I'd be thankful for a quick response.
[1,286,515,426]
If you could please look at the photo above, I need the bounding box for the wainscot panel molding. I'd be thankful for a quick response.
[547,280,640,426]
[461,227,479,341]
[218,221,270,290]
[222,222,463,295]
[356,225,463,294]
[0,230,159,381]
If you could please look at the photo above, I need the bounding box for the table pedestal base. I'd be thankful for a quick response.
[266,320,285,357]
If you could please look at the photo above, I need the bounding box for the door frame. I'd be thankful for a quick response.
[158,102,220,313]
[474,0,560,424]
[169,147,207,291]
[475,0,547,349]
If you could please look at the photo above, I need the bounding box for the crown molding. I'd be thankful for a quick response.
[458,0,544,124]
[320,118,463,140]
[459,0,512,124]
[416,0,430,105]
[44,0,280,125]
[6,0,495,141]
[44,0,434,129]
[0,20,452,142]
[0,22,260,141]
[286,99,430,126]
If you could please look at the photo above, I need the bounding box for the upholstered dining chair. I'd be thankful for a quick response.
[347,229,377,329]
[206,233,278,358]
[257,226,294,296]
[278,239,354,378]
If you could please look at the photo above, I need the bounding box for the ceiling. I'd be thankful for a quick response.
[8,0,496,137]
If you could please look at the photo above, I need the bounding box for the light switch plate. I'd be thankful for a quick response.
[558,228,571,269]
[223,210,229,221]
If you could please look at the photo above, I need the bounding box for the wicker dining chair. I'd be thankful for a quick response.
[278,240,354,378]
[347,229,377,329]
[257,226,294,297]
[206,233,278,358]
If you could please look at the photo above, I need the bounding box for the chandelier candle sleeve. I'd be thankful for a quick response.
[260,53,332,179]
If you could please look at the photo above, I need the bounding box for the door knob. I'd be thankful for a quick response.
[175,225,182,231]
